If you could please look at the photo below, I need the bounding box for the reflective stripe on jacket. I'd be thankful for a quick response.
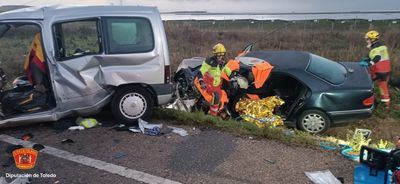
[200,56,233,87]
[369,44,391,73]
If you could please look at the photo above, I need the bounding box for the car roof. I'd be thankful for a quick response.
[0,6,158,20]
[245,50,310,70]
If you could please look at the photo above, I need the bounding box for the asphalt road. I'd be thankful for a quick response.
[0,113,355,184]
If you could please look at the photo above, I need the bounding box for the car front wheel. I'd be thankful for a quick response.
[297,109,331,134]
[111,86,154,124]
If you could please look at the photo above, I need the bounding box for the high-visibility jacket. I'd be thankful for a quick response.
[24,33,46,84]
[199,56,233,87]
[368,42,391,74]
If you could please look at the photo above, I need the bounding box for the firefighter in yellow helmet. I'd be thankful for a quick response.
[359,30,391,108]
[196,43,233,116]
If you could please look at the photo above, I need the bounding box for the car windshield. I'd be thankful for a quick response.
[307,54,347,85]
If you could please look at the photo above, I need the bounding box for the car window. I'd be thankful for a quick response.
[307,54,347,85]
[105,17,154,54]
[53,19,101,60]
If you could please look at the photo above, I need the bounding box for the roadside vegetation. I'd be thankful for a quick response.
[155,108,317,147]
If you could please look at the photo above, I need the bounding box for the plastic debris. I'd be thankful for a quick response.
[167,98,196,112]
[128,127,141,133]
[68,126,85,131]
[138,119,162,136]
[305,170,342,184]
[76,117,98,129]
[235,96,284,128]
[283,129,295,138]
[168,126,189,136]
[61,139,75,144]
[115,124,129,131]
[21,133,33,141]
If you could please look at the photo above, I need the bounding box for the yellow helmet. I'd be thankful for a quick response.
[212,43,226,56]
[365,30,380,40]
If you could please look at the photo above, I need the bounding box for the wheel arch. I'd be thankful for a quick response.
[111,83,158,106]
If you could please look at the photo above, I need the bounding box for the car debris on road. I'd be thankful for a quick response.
[305,170,342,184]
[168,126,189,136]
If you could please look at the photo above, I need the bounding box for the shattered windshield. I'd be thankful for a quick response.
[307,54,347,85]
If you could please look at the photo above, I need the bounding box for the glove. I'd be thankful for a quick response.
[198,78,206,89]
[359,60,369,67]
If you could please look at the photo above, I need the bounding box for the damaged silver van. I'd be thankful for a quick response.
[0,6,172,127]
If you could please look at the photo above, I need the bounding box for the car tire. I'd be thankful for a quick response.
[111,86,154,124]
[297,109,331,134]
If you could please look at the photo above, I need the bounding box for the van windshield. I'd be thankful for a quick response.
[307,54,347,85]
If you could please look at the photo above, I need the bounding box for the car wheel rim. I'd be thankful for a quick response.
[119,93,147,119]
[302,113,325,133]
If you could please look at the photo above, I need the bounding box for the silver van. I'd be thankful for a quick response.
[0,6,172,127]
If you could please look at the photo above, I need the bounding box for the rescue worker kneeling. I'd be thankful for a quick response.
[194,43,233,116]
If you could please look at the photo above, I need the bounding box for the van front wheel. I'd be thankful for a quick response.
[111,86,154,124]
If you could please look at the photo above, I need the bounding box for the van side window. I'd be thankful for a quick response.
[53,19,101,60]
[105,17,154,54]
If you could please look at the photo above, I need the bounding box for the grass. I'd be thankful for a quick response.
[155,108,317,147]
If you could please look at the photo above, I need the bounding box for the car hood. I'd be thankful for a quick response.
[339,61,373,90]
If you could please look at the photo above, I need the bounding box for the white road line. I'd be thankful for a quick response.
[0,134,181,184]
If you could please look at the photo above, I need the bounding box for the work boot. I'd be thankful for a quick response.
[209,105,219,117]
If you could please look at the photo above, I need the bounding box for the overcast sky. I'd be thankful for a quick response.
[1,0,400,13]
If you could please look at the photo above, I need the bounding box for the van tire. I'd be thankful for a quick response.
[297,109,331,134]
[111,86,154,124]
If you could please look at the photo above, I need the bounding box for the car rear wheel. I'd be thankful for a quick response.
[111,86,154,124]
[297,110,331,134]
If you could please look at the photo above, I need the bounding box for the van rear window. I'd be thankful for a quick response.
[105,17,154,54]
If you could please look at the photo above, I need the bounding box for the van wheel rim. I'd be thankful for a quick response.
[119,93,147,119]
[302,114,325,133]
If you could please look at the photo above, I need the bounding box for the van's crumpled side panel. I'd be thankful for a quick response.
[53,52,162,107]
[0,51,163,127]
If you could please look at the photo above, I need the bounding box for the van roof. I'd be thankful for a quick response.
[0,6,158,20]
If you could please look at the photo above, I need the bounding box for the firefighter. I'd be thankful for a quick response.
[197,43,231,116]
[360,30,391,108]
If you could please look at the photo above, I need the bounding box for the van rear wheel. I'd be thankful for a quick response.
[111,86,154,124]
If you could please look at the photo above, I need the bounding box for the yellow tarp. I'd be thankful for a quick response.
[235,96,285,128]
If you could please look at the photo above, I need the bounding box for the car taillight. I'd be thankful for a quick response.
[363,95,374,106]
[164,65,171,84]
